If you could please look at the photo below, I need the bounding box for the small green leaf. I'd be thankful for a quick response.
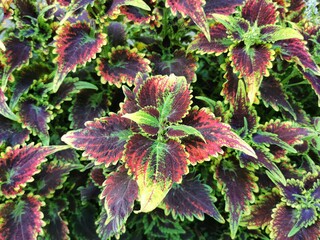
[167,125,206,142]
[262,27,304,42]
[124,0,151,11]
[123,109,159,127]
[74,81,98,90]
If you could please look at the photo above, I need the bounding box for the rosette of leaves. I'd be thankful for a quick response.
[62,73,256,239]
[189,0,320,104]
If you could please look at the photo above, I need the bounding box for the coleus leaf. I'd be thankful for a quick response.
[163,175,224,223]
[204,0,244,16]
[0,144,69,197]
[34,162,73,197]
[53,22,106,92]
[120,5,152,24]
[166,124,205,141]
[99,167,138,239]
[243,191,281,229]
[0,116,30,146]
[270,203,320,240]
[188,23,232,55]
[1,37,32,89]
[241,0,277,27]
[14,0,37,24]
[288,207,318,237]
[107,22,126,47]
[41,199,69,240]
[230,43,274,103]
[19,100,51,145]
[166,0,210,41]
[0,195,44,240]
[260,25,304,43]
[215,156,258,238]
[274,39,320,74]
[137,74,191,122]
[105,0,151,17]
[299,69,320,106]
[276,179,304,205]
[0,89,19,122]
[221,62,239,105]
[150,50,197,84]
[125,134,188,212]
[70,89,108,129]
[97,47,151,87]
[62,114,135,166]
[260,76,296,119]
[182,107,256,165]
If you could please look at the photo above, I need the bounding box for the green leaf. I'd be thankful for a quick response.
[124,0,151,11]
[211,13,242,34]
[261,26,304,43]
[123,109,159,128]
[166,124,206,142]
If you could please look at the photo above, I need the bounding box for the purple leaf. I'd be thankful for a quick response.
[188,23,232,55]
[270,204,320,240]
[2,37,32,89]
[62,114,135,167]
[34,162,73,197]
[288,208,318,237]
[137,74,191,122]
[241,0,277,26]
[125,134,188,212]
[0,196,44,240]
[0,116,30,146]
[99,167,138,238]
[97,47,151,87]
[243,192,281,229]
[166,0,210,40]
[53,22,106,92]
[19,100,51,142]
[0,144,69,197]
[70,89,108,129]
[90,168,106,186]
[164,175,224,223]
[278,179,304,205]
[299,69,320,106]
[215,156,258,238]
[120,5,152,24]
[204,0,244,16]
[107,22,126,46]
[260,76,296,119]
[182,108,256,164]
[150,50,197,84]
[15,0,37,24]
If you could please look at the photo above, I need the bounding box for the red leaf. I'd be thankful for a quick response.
[188,23,232,55]
[62,114,136,166]
[0,144,68,197]
[137,74,191,122]
[0,196,44,240]
[53,22,106,92]
[182,108,256,164]
[125,134,188,212]
[97,47,151,87]
[166,0,210,40]
[100,167,138,238]
[204,0,244,16]
[241,0,277,26]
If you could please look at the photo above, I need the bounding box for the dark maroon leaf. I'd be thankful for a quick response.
[164,175,224,223]
[241,0,277,26]
[42,199,69,240]
[188,23,232,55]
[182,108,256,164]
[150,50,197,84]
[277,179,304,205]
[0,144,68,197]
[120,85,140,114]
[166,0,210,40]
[70,89,108,129]
[204,0,244,16]
[274,39,320,73]
[53,22,106,92]
[125,134,188,212]
[19,100,50,143]
[99,167,138,239]
[50,80,76,107]
[243,191,281,229]
[34,162,73,196]
[221,62,239,104]
[253,132,297,153]
[137,74,191,122]
[97,47,151,87]
[215,156,258,238]
[0,196,44,240]
[80,182,101,201]
[260,76,296,118]
[54,148,79,164]
[270,204,320,240]
[62,114,135,166]
[107,22,126,46]
[299,69,320,106]
[14,0,37,24]
[0,116,30,146]
[2,37,32,89]
[120,5,152,24]
[90,168,106,186]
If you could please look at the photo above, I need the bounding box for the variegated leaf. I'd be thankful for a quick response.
[241,0,277,26]
[125,134,188,212]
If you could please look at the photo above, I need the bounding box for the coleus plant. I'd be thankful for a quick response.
[62,73,257,238]
[0,0,320,239]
